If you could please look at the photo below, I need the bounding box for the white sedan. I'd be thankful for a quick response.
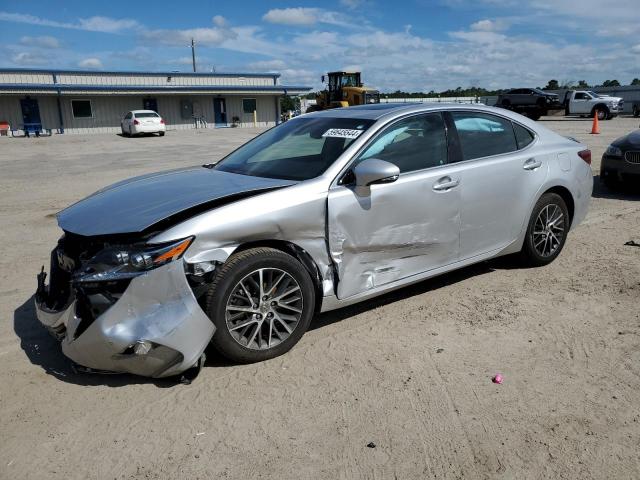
[121,110,166,137]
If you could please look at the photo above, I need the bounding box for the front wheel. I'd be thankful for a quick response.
[205,248,315,363]
[520,193,569,267]
[592,107,608,121]
[158,131,165,136]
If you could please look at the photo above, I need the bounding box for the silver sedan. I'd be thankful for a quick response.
[35,103,592,378]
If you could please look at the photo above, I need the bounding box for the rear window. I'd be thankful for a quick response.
[451,112,517,160]
[513,123,535,149]
[135,112,160,118]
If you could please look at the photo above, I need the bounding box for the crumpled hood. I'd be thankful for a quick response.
[57,167,296,236]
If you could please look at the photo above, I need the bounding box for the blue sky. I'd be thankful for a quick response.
[1,0,639,91]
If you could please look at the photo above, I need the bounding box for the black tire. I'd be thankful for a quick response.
[520,193,570,267]
[121,127,129,137]
[633,105,640,117]
[528,112,542,121]
[205,247,315,363]
[592,106,608,121]
[159,131,165,136]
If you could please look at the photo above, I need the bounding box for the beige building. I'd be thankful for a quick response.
[0,69,310,135]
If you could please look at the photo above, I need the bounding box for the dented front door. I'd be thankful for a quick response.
[328,168,462,299]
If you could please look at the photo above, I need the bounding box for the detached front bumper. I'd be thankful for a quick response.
[35,260,215,378]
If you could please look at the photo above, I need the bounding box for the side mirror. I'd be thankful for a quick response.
[353,158,400,193]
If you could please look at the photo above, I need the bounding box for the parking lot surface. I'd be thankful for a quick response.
[1,118,639,479]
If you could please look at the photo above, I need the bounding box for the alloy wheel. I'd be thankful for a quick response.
[225,268,303,350]
[532,203,565,257]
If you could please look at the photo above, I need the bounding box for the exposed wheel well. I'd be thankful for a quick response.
[232,240,324,312]
[543,186,575,227]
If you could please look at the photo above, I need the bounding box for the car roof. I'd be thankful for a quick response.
[303,102,510,121]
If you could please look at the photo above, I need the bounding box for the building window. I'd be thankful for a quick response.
[71,100,93,118]
[242,98,257,114]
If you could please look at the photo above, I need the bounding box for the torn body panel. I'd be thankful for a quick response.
[35,244,213,378]
[327,168,461,300]
[151,179,335,298]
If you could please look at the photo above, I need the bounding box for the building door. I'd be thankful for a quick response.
[213,97,227,126]
[143,98,158,112]
[20,97,41,126]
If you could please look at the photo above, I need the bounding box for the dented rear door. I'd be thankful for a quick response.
[327,166,462,299]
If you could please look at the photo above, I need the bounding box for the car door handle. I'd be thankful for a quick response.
[523,158,542,170]
[433,176,460,191]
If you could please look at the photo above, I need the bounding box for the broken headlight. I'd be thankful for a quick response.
[75,237,193,283]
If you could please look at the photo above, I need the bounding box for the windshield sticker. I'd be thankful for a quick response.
[322,128,364,139]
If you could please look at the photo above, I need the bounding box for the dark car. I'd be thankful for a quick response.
[496,88,560,120]
[600,128,640,187]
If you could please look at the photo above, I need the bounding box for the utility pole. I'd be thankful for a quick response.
[191,38,196,73]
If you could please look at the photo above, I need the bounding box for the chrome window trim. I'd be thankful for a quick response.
[329,108,540,188]
[447,110,539,163]
[330,110,450,188]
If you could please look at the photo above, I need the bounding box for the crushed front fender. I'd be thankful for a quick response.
[35,261,215,378]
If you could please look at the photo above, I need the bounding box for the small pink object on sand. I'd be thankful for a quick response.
[492,374,503,384]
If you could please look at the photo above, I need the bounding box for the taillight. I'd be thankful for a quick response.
[578,149,591,165]
[160,119,165,124]
[133,119,140,125]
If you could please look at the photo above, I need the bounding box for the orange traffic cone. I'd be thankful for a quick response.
[591,110,600,134]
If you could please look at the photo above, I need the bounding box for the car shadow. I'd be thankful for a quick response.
[14,255,529,387]
[592,175,640,200]
[312,257,523,331]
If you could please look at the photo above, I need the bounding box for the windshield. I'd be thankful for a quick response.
[215,117,375,180]
[587,91,601,98]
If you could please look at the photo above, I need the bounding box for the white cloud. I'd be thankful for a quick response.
[19,35,60,48]
[470,19,508,32]
[78,57,103,69]
[77,16,140,33]
[262,7,351,27]
[212,15,227,27]
[631,44,640,54]
[263,8,319,25]
[340,0,363,9]
[11,51,47,66]
[0,11,140,33]
[248,59,288,71]
[142,15,237,47]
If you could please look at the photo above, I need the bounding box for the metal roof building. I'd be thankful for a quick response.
[0,68,311,135]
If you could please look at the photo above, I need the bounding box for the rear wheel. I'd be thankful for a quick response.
[206,248,315,363]
[633,105,640,117]
[159,131,165,136]
[520,193,569,267]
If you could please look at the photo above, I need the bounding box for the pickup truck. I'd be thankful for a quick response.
[495,88,559,120]
[563,90,624,120]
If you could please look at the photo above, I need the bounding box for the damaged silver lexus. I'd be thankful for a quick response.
[35,103,592,378]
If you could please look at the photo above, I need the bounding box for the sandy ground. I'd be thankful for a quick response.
[1,117,639,480]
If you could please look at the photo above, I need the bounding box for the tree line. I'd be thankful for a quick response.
[302,78,640,99]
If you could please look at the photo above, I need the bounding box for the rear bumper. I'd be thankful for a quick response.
[35,260,214,378]
[131,124,166,134]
